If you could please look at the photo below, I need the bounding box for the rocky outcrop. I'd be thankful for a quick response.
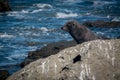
[20,40,77,67]
[7,39,120,80]
[83,20,120,28]
[0,0,11,12]
[0,70,9,80]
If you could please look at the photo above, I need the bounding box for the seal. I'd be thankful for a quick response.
[61,20,102,44]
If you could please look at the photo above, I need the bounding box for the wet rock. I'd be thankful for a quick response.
[7,39,120,80]
[0,70,9,80]
[20,40,77,68]
[0,0,11,12]
[117,36,120,38]
[83,20,120,28]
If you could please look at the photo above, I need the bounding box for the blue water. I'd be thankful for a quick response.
[0,0,120,74]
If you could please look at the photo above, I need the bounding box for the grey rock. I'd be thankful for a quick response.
[7,39,120,80]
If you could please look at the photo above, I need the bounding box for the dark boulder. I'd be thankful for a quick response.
[83,20,120,28]
[0,70,9,80]
[0,0,11,12]
[117,36,120,38]
[20,40,77,68]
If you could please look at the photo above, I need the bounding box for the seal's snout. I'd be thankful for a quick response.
[61,26,69,32]
[61,26,67,31]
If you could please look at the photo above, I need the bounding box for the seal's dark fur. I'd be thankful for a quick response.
[61,20,101,44]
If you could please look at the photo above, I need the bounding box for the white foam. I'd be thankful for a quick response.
[8,9,29,15]
[33,3,52,8]
[31,9,43,13]
[64,9,73,13]
[56,12,78,18]
[7,11,18,16]
[96,32,105,35]
[112,17,120,21]
[38,18,42,21]
[0,33,15,38]
[7,10,31,19]
[93,1,115,7]
[107,15,110,19]
[63,0,83,4]
[0,45,4,48]
[94,1,113,5]
[85,12,91,16]
[21,10,29,14]
[8,11,18,14]
[40,27,49,32]
[7,12,25,19]
[5,53,27,61]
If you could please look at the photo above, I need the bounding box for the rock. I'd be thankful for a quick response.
[117,36,120,38]
[0,0,11,12]
[7,39,120,80]
[83,20,120,28]
[0,70,9,80]
[20,40,77,67]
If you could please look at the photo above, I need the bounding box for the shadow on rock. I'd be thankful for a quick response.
[20,40,77,68]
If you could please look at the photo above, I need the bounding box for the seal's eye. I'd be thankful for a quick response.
[66,22,75,27]
[72,23,75,27]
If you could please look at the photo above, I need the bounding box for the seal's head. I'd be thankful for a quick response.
[61,20,79,32]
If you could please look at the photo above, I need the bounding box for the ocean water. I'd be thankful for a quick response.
[0,0,120,74]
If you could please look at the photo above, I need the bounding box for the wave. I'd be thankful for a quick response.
[8,14,26,19]
[112,17,120,21]
[40,27,49,32]
[10,26,58,38]
[94,27,120,39]
[31,9,43,13]
[33,3,53,8]
[12,26,52,32]
[61,0,83,4]
[64,9,73,13]
[7,10,29,16]
[0,33,15,38]
[93,0,116,7]
[21,10,29,14]
[0,45,4,48]
[5,53,27,61]
[7,10,34,19]
[7,11,27,19]
[56,12,78,18]
[8,10,29,14]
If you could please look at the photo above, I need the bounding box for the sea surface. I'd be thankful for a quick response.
[0,0,120,74]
